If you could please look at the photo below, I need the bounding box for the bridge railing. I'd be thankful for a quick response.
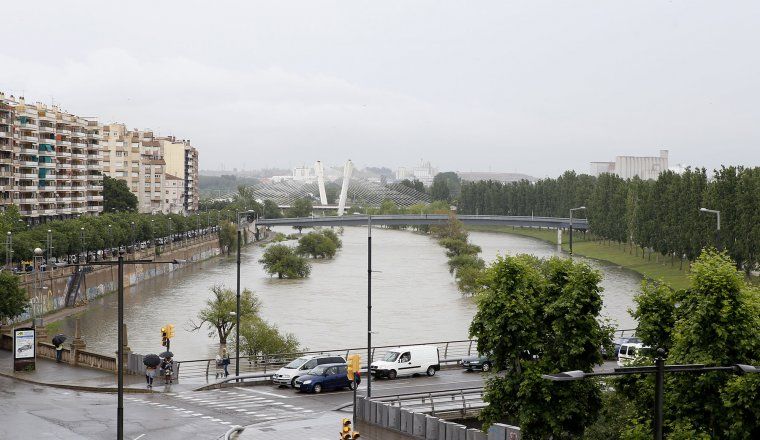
[176,339,478,381]
[373,387,486,418]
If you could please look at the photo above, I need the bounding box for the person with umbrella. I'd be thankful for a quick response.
[143,354,161,389]
[52,334,66,363]
[160,351,174,384]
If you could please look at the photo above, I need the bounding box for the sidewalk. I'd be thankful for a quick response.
[237,411,347,440]
[0,349,195,393]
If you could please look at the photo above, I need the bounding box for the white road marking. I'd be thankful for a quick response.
[133,435,145,440]
[237,388,291,398]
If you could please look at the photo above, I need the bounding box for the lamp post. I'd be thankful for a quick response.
[150,219,155,250]
[107,224,112,257]
[234,210,256,378]
[46,229,53,264]
[80,227,86,262]
[699,208,721,250]
[5,231,12,268]
[542,349,759,440]
[569,206,586,255]
[130,221,136,257]
[367,215,373,398]
[69,255,186,440]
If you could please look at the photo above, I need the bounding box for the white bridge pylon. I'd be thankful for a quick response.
[314,160,328,205]
[337,159,353,216]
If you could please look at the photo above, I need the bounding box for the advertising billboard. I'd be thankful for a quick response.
[13,327,36,371]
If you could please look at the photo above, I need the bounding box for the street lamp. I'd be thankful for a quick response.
[569,206,586,255]
[699,208,721,250]
[542,349,759,440]
[68,255,185,440]
[130,221,136,257]
[80,227,86,262]
[5,231,12,268]
[233,210,257,379]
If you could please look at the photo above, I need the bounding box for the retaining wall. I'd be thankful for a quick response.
[355,396,521,440]
[13,235,222,322]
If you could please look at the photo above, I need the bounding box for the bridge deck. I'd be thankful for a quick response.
[256,214,588,229]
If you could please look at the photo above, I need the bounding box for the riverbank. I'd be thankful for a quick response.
[467,226,692,290]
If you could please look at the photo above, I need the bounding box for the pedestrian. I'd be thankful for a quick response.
[161,357,174,384]
[146,366,156,389]
[55,342,63,363]
[222,349,230,377]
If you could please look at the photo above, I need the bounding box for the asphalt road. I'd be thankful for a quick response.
[0,368,486,439]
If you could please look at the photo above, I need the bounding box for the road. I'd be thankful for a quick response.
[0,369,485,439]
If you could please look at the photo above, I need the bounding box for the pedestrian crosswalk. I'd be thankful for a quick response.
[125,388,317,427]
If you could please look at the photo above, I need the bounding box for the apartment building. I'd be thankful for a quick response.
[0,92,103,222]
[160,136,199,212]
[101,124,169,214]
[164,173,184,214]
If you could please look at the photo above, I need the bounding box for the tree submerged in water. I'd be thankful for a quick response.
[259,244,311,279]
[190,285,261,346]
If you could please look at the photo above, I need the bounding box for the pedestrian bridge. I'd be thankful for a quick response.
[256,214,588,230]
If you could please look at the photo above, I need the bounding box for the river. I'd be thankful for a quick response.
[57,227,641,360]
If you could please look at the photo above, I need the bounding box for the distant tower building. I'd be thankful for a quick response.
[590,150,669,180]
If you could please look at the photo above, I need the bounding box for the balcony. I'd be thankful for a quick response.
[21,160,38,167]
[39,185,56,192]
[19,123,38,131]
[71,206,86,213]
[71,164,87,171]
[87,153,100,159]
[87,133,101,140]
[58,140,71,147]
[39,125,55,133]
[0,131,10,138]
[20,172,38,179]
[72,141,86,148]
[71,196,85,202]
[71,153,86,160]
[57,184,72,190]
[88,184,104,190]
[20,146,37,154]
[57,162,71,169]
[39,197,57,203]
[86,195,103,201]
[40,208,58,215]
[87,205,101,212]
[72,174,87,180]
[19,185,37,192]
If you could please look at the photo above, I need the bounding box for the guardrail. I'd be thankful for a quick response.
[373,387,486,418]
[177,331,636,381]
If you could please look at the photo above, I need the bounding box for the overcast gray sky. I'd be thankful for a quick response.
[2,1,758,177]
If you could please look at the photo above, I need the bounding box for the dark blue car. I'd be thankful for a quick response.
[293,363,360,393]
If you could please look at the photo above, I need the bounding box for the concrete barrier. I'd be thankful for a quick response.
[358,398,519,440]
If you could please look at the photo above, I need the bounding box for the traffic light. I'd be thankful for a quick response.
[161,327,168,347]
[341,418,352,439]
[167,324,175,339]
[347,354,361,381]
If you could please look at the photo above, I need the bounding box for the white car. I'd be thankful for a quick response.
[370,345,440,379]
[617,343,653,367]
[272,354,346,387]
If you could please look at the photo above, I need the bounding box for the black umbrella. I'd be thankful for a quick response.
[52,334,66,346]
[143,354,161,368]
[159,351,174,359]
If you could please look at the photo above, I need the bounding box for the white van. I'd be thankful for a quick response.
[273,354,346,387]
[617,343,653,367]
[370,345,440,379]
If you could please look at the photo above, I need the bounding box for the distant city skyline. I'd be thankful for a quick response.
[2,1,758,178]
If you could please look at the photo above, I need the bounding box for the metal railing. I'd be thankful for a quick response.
[177,331,637,381]
[374,387,486,418]
[176,339,478,380]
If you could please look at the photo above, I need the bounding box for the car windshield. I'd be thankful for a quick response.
[285,357,308,369]
[383,352,400,362]
[308,365,329,375]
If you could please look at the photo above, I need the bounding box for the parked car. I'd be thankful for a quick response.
[294,363,360,393]
[613,336,641,358]
[273,354,346,387]
[370,345,440,379]
[460,354,492,372]
[617,343,652,367]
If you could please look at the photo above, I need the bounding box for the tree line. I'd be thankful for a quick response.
[457,167,760,273]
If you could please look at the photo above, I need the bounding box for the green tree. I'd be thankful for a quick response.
[0,271,28,324]
[296,231,337,259]
[103,176,138,213]
[619,250,760,439]
[217,221,238,255]
[470,255,612,438]
[262,200,282,219]
[285,198,313,218]
[236,316,302,359]
[400,178,426,193]
[190,285,261,346]
[259,244,311,279]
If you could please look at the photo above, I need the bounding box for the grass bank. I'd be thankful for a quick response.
[467,225,692,290]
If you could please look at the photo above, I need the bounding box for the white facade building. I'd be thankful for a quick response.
[395,161,437,185]
[590,150,669,180]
